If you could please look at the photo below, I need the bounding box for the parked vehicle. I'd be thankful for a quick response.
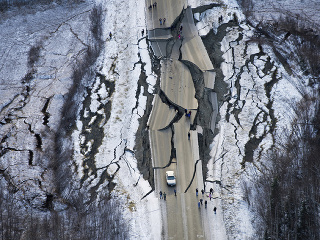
[166,171,176,186]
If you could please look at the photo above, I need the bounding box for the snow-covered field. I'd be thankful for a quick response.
[0,0,317,239]
[196,0,317,239]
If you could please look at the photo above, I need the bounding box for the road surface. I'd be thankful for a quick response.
[146,1,220,239]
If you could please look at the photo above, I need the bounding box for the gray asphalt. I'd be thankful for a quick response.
[146,1,217,239]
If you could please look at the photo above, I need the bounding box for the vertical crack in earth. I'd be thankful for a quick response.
[134,44,159,189]
[79,72,115,186]
[180,59,214,181]
[242,67,280,167]
[41,97,51,126]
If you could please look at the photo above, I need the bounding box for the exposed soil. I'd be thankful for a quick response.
[134,50,160,190]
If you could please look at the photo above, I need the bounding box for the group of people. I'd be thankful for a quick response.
[159,189,176,200]
[148,2,157,9]
[159,188,217,213]
[159,191,166,200]
[198,198,208,209]
[159,18,166,25]
[148,2,167,26]
[196,188,217,213]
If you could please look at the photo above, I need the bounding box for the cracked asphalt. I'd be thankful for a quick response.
[145,2,218,239]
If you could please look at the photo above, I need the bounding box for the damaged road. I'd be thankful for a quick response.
[146,2,222,239]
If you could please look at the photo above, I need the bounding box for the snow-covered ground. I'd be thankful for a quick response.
[195,0,315,239]
[252,0,320,29]
[0,0,317,239]
[86,0,308,238]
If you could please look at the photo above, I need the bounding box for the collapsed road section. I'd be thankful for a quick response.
[145,0,224,239]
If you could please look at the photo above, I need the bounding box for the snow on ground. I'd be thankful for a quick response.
[218,2,317,240]
[0,0,161,237]
[82,0,235,238]
[195,0,245,36]
[252,0,320,29]
[87,0,305,238]
[193,0,311,239]
[0,1,95,209]
[69,0,162,238]
[0,0,314,238]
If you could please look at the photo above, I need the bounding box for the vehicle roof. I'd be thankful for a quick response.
[166,171,174,176]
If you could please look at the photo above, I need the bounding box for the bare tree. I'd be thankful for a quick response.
[245,93,320,239]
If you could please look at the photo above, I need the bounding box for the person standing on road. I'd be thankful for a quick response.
[210,188,213,194]
[205,200,207,209]
[200,198,203,205]
[141,29,144,36]
[196,188,198,197]
[209,193,212,201]
[159,191,163,199]
[201,189,204,196]
[174,189,177,196]
[198,201,201,208]
[188,132,190,140]
[213,207,217,214]
[163,18,166,24]
[163,192,166,201]
[159,18,162,25]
